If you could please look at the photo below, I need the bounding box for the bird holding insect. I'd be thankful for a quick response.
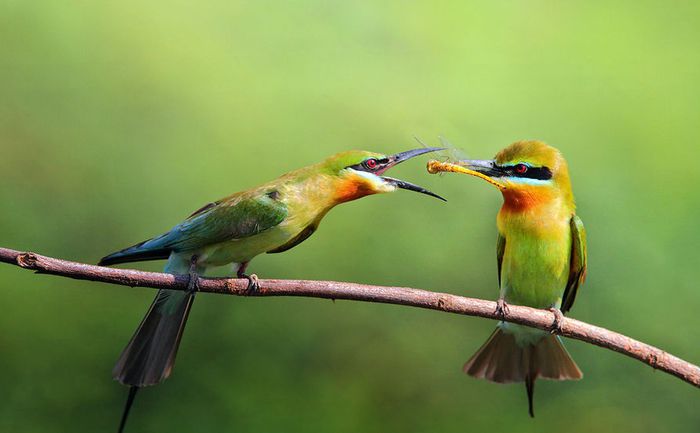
[428,140,587,416]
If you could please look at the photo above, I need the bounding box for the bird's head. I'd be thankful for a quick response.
[323,148,446,203]
[428,140,573,211]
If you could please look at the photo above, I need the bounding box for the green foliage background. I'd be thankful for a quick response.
[1,1,699,432]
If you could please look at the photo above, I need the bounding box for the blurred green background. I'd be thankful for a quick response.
[1,1,699,432]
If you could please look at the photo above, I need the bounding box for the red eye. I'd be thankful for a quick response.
[515,164,528,174]
[364,159,378,170]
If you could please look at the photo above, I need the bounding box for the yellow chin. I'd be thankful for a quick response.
[427,160,506,190]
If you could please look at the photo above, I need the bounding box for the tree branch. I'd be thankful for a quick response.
[1,246,698,388]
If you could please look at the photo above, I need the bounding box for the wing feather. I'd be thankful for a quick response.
[561,214,587,313]
[100,193,287,265]
[496,233,506,288]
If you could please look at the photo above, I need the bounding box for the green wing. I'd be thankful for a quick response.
[561,214,587,314]
[162,193,287,251]
[100,191,287,265]
[496,232,506,287]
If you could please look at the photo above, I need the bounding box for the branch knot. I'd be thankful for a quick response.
[649,353,658,369]
[436,296,449,310]
[16,252,38,269]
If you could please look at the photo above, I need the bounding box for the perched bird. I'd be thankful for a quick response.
[427,140,587,417]
[100,147,446,432]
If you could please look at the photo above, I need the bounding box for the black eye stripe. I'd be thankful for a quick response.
[347,158,389,172]
[500,164,552,180]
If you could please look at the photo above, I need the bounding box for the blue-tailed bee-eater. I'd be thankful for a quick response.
[100,147,446,432]
[428,140,587,416]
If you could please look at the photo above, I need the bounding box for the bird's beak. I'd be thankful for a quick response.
[427,159,507,190]
[381,176,447,201]
[383,147,445,170]
[380,147,447,201]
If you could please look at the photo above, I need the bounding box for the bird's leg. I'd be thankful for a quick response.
[237,261,259,295]
[187,255,200,293]
[495,297,510,320]
[548,307,564,334]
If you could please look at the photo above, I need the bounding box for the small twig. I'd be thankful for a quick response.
[1,246,698,388]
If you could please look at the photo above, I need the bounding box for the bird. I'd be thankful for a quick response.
[427,140,587,417]
[99,147,445,433]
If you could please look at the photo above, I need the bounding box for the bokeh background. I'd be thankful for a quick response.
[1,1,699,432]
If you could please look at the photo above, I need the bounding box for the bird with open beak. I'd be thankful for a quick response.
[428,140,587,417]
[100,147,446,432]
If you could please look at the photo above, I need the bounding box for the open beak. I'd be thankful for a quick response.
[427,159,507,190]
[380,147,447,201]
[381,176,446,201]
[383,147,445,170]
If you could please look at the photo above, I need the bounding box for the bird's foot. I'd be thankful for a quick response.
[187,256,200,293]
[548,307,564,334]
[239,273,259,295]
[495,298,510,320]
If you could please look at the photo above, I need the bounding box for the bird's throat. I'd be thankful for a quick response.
[333,175,380,203]
[500,186,561,214]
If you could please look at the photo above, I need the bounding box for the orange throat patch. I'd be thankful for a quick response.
[333,175,377,203]
[501,185,558,213]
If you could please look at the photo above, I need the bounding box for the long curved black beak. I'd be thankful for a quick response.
[386,147,445,167]
[382,176,447,201]
[380,147,447,201]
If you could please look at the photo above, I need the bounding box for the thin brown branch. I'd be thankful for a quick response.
[1,246,698,388]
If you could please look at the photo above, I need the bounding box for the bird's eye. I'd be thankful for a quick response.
[363,158,379,170]
[514,164,528,174]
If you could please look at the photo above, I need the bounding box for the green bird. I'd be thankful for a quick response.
[99,147,445,432]
[428,140,587,416]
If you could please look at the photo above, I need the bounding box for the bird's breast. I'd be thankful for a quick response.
[497,206,572,309]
